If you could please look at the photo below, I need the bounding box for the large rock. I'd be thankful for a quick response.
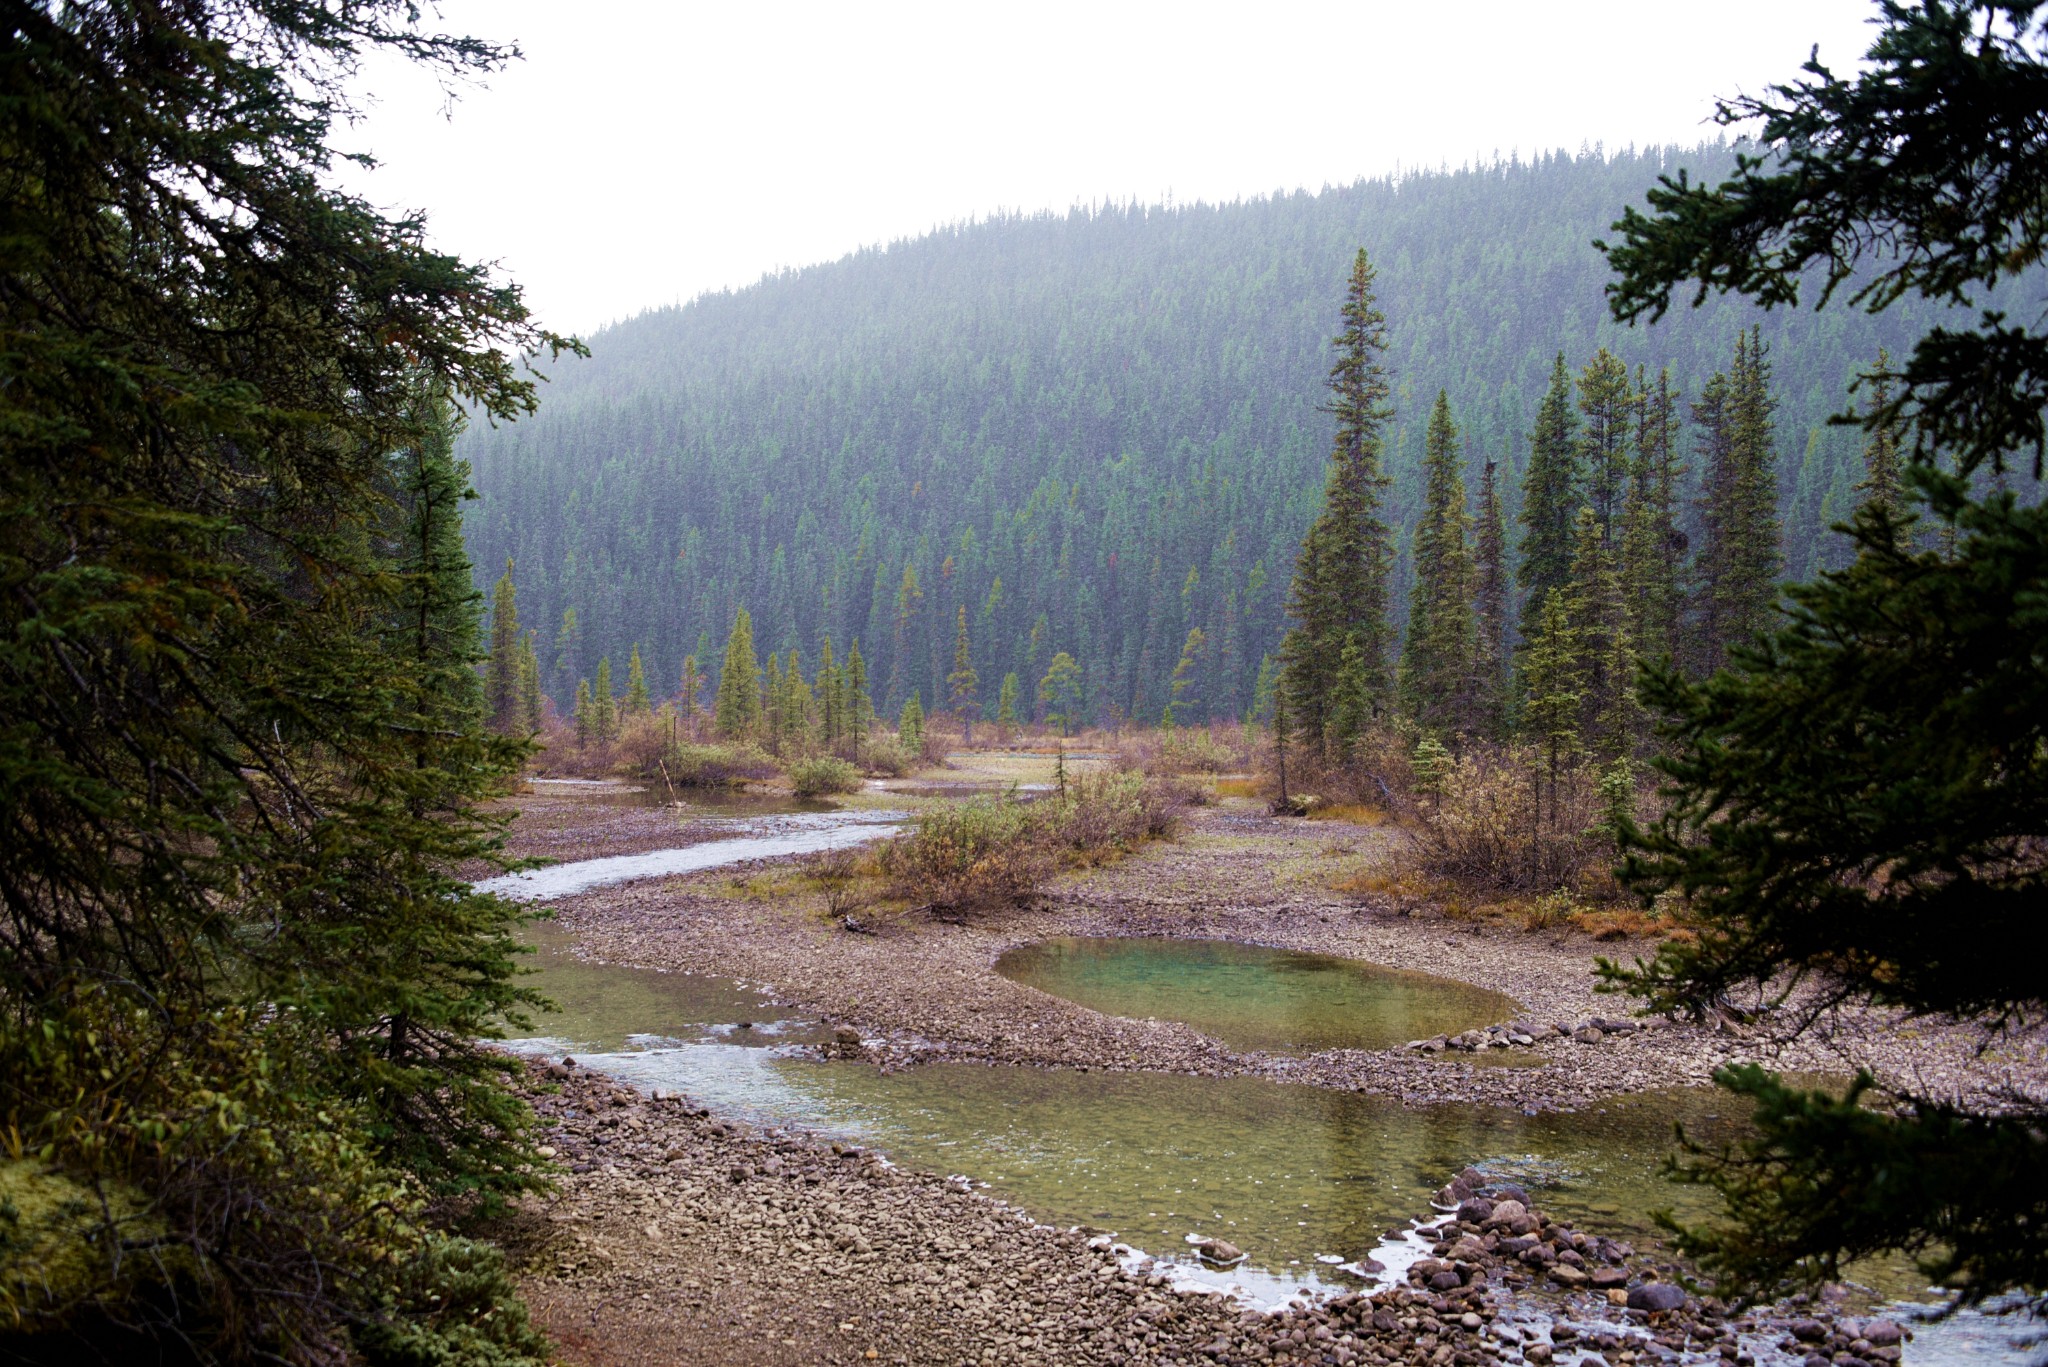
[1843,1318,1904,1347]
[1626,1282,1687,1312]
[1455,1197,1496,1225]
[1549,1265,1589,1289]
[1481,1198,1527,1229]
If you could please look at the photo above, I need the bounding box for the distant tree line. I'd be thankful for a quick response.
[462,143,2026,734]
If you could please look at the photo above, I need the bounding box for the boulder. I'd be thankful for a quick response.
[1843,1319,1903,1347]
[1549,1265,1589,1288]
[1455,1197,1496,1225]
[1627,1282,1687,1312]
[1482,1199,1527,1229]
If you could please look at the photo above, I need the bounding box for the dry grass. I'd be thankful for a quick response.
[1306,802,1389,826]
[1211,776,1265,800]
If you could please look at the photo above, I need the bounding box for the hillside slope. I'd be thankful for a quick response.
[463,143,1980,724]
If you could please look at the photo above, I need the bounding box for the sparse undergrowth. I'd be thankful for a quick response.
[875,773,1189,918]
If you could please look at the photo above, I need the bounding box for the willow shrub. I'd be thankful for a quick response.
[878,774,1186,914]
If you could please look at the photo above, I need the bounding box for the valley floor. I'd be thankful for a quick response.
[490,783,2045,1366]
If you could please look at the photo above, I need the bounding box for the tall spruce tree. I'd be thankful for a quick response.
[591,655,618,743]
[996,672,1021,738]
[1695,329,1784,671]
[1576,348,1638,543]
[714,607,763,740]
[1472,457,1513,739]
[1521,587,1584,820]
[1400,391,1479,735]
[898,692,925,753]
[485,559,523,732]
[624,643,651,715]
[1564,507,1638,759]
[817,637,841,748]
[516,631,544,734]
[1519,353,1583,621]
[846,639,871,759]
[1622,365,1688,669]
[573,678,596,747]
[947,605,980,743]
[1281,247,1395,760]
[679,653,704,739]
[1038,651,1085,736]
[1165,626,1207,726]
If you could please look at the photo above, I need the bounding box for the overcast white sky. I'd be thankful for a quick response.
[336,1,1881,338]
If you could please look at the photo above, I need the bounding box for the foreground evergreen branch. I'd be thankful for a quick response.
[2,2,578,1359]
[1598,1,2048,1308]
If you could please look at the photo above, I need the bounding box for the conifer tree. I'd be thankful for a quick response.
[783,647,813,753]
[1622,365,1688,669]
[888,563,922,710]
[591,655,617,743]
[1400,390,1478,734]
[485,559,522,732]
[1165,627,1207,727]
[1281,247,1395,760]
[1695,329,1784,671]
[996,672,1020,739]
[947,605,980,743]
[898,691,925,754]
[1565,507,1638,759]
[1250,654,1280,725]
[1855,347,1905,536]
[679,654,703,740]
[1038,651,1084,736]
[817,638,841,748]
[1519,353,1583,622]
[574,678,596,747]
[847,639,871,760]
[624,644,651,716]
[763,651,785,750]
[1576,348,1637,543]
[552,606,581,706]
[1520,588,1584,820]
[517,632,544,734]
[1472,457,1512,739]
[714,607,763,740]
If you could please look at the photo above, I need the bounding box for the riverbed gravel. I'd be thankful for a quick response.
[508,1063,1852,1367]
[551,803,2041,1114]
[503,788,2044,1366]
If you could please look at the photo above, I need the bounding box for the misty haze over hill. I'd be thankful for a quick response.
[463,142,1995,724]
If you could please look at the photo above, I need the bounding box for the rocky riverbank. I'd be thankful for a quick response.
[506,1064,1918,1367]
[548,802,2038,1114]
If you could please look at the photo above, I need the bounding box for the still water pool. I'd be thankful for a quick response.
[996,935,1517,1053]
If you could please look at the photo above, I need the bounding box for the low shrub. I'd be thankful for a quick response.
[857,738,917,777]
[609,710,672,774]
[788,755,861,796]
[1406,745,1608,894]
[877,773,1188,915]
[657,741,779,788]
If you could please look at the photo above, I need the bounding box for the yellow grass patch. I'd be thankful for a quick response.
[1305,802,1388,826]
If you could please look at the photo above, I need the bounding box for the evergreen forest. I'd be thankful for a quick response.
[462,142,2026,728]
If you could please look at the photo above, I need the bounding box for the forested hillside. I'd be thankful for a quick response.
[463,143,1997,725]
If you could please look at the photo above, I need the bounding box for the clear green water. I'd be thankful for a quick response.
[509,936,1743,1284]
[994,935,1518,1053]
